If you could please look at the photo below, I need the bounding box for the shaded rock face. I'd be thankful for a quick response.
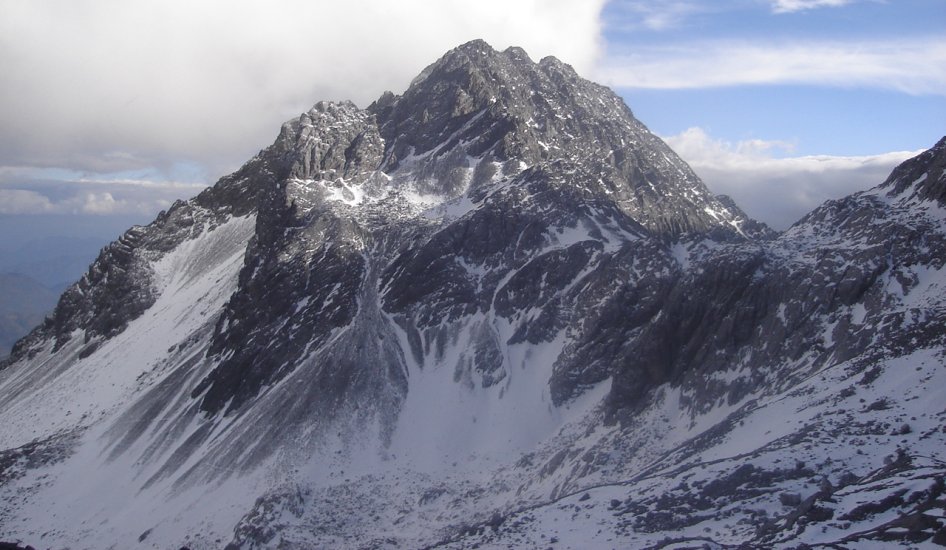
[195,104,384,415]
[1,40,945,550]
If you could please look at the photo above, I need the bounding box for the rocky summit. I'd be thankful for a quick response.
[0,41,944,549]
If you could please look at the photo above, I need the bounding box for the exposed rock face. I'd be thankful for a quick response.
[373,39,745,236]
[0,41,944,550]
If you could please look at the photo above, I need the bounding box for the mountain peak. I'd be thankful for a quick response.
[452,37,494,54]
[369,39,752,238]
[503,45,532,61]
[405,38,504,89]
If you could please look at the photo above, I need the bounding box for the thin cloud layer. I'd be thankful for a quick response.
[0,166,207,216]
[770,0,852,13]
[598,38,946,95]
[605,1,705,31]
[0,189,163,216]
[0,0,605,179]
[0,190,58,215]
[664,127,919,229]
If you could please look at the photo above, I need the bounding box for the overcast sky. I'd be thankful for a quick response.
[0,0,943,235]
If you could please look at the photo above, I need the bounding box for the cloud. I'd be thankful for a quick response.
[604,1,705,31]
[0,189,56,215]
[770,0,852,13]
[80,192,124,215]
[0,0,606,181]
[0,166,202,216]
[0,187,175,216]
[0,188,178,218]
[597,38,946,95]
[663,127,918,229]
[72,177,206,191]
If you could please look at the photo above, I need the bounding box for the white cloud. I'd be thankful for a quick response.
[0,187,174,216]
[663,127,918,229]
[770,0,852,13]
[0,165,203,216]
[73,177,206,191]
[605,1,705,31]
[0,0,606,179]
[597,38,946,95]
[0,189,57,214]
[80,192,122,215]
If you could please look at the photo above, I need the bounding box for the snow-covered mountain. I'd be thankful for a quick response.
[1,40,944,549]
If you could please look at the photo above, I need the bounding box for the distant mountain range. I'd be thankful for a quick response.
[1,40,944,549]
[0,273,59,357]
[0,231,119,358]
[0,233,118,288]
